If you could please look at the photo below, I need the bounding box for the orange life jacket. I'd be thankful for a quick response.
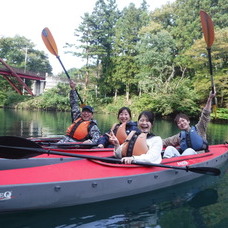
[121,131,149,157]
[111,122,127,144]
[66,118,95,141]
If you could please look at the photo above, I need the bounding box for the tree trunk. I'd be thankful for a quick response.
[114,89,118,101]
[85,48,90,90]
[126,84,129,101]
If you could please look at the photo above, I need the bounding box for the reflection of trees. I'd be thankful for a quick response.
[0,109,71,137]
[153,119,179,139]
[200,170,228,227]
[0,109,227,144]
[158,166,228,227]
[207,122,228,145]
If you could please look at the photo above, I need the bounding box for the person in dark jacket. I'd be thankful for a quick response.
[58,80,100,144]
[97,107,138,148]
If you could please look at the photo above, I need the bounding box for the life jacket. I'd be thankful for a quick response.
[121,131,150,157]
[66,117,95,141]
[111,122,128,145]
[179,126,208,152]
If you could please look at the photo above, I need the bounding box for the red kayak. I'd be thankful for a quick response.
[0,143,227,213]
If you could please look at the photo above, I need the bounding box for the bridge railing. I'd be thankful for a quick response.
[0,65,46,80]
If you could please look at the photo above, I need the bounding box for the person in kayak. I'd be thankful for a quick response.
[162,91,216,158]
[107,111,162,164]
[57,80,101,144]
[97,107,138,148]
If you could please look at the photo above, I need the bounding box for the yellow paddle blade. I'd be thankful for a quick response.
[200,10,214,48]
[41,27,59,56]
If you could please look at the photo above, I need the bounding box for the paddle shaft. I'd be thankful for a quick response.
[207,48,217,108]
[0,145,118,162]
[40,141,97,147]
[56,56,84,104]
[0,145,221,176]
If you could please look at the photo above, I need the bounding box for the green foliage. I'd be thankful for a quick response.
[135,29,176,94]
[0,35,52,74]
[3,91,31,107]
[132,79,200,117]
[0,90,7,106]
[211,108,228,120]
[183,28,228,107]
[98,97,113,104]
[103,96,133,114]
[17,83,70,111]
[110,2,150,99]
[65,0,120,93]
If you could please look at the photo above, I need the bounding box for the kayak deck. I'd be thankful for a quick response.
[0,144,227,185]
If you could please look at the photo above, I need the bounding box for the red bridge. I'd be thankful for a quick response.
[0,58,46,96]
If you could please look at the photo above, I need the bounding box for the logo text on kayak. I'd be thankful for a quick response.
[0,191,12,201]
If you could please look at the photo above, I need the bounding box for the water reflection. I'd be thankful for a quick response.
[0,109,227,144]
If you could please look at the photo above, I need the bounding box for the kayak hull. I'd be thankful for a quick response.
[0,144,227,213]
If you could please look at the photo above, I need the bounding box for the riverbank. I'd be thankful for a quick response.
[1,83,227,120]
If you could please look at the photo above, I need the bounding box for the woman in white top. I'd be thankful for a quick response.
[107,111,162,164]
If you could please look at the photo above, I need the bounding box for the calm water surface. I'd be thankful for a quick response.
[0,109,227,228]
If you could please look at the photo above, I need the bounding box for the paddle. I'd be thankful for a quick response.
[200,10,217,116]
[29,137,63,142]
[0,136,97,152]
[0,137,220,176]
[40,142,98,149]
[41,27,85,106]
[4,136,96,149]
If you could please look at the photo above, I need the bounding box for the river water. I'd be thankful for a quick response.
[0,109,227,228]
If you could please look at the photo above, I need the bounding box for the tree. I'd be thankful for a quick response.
[66,0,120,95]
[183,28,228,107]
[0,35,52,74]
[135,25,176,95]
[112,2,150,100]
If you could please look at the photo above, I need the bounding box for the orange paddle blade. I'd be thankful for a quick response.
[41,27,59,56]
[200,10,214,48]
